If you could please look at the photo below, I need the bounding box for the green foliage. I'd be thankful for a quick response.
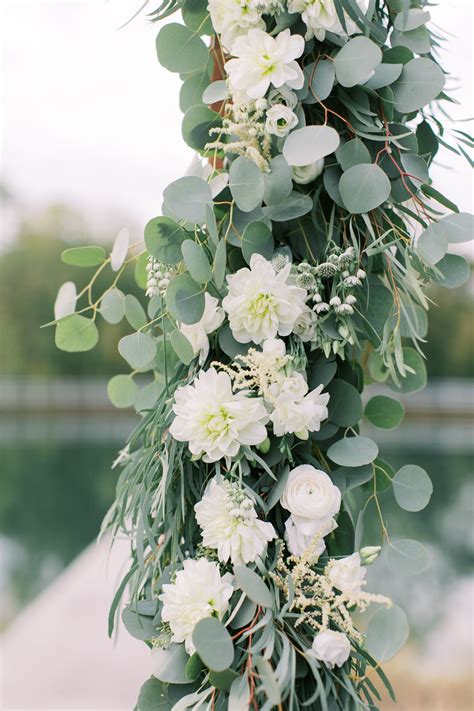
[365,395,405,429]
[163,176,211,224]
[166,274,205,324]
[339,164,391,214]
[145,217,186,265]
[155,23,208,74]
[328,436,379,467]
[192,617,234,672]
[283,125,340,166]
[55,314,99,352]
[392,464,433,512]
[334,36,382,87]
[229,157,265,212]
[234,566,273,608]
[61,245,105,267]
[366,605,409,662]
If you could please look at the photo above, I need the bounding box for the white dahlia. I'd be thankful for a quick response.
[179,293,224,364]
[169,367,269,462]
[195,477,277,565]
[222,253,307,344]
[226,28,305,101]
[208,0,265,53]
[288,0,365,41]
[159,558,234,654]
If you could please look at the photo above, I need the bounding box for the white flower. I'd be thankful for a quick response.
[169,367,269,462]
[208,0,265,52]
[288,0,365,41]
[226,28,305,101]
[262,337,287,358]
[310,630,351,668]
[265,103,299,137]
[195,477,277,565]
[285,514,336,558]
[280,465,341,535]
[270,379,330,440]
[292,158,325,184]
[179,293,225,364]
[223,253,307,344]
[267,85,298,109]
[327,553,367,595]
[293,306,317,342]
[159,558,234,654]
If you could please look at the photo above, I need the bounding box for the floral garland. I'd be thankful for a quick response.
[50,0,473,709]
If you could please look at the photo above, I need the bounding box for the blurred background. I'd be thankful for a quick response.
[0,1,472,710]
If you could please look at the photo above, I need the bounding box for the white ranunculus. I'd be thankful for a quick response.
[262,337,287,358]
[292,159,325,184]
[226,28,305,101]
[310,629,351,668]
[327,553,367,595]
[195,477,277,565]
[288,0,365,41]
[280,465,341,535]
[223,253,307,344]
[169,367,269,463]
[285,514,336,558]
[208,0,265,53]
[270,380,330,439]
[159,558,234,654]
[179,293,225,364]
[267,85,298,109]
[293,305,317,342]
[265,104,299,137]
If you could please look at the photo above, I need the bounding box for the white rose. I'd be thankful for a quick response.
[280,465,341,535]
[262,338,287,358]
[285,514,336,558]
[327,553,367,595]
[265,104,299,137]
[292,159,325,184]
[267,85,298,109]
[310,630,351,669]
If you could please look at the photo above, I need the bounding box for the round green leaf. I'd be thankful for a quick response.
[137,677,169,711]
[336,139,371,171]
[392,464,433,512]
[55,314,99,352]
[364,395,405,429]
[394,8,430,31]
[334,36,382,88]
[439,212,474,244]
[179,71,210,112]
[365,62,403,90]
[125,294,148,330]
[434,253,470,289]
[182,0,213,35]
[134,381,163,413]
[156,23,208,74]
[416,222,448,266]
[118,332,157,369]
[303,60,335,103]
[337,464,373,491]
[263,192,313,221]
[151,643,190,684]
[107,374,138,408]
[283,125,340,167]
[170,329,195,365]
[392,58,445,113]
[327,436,379,467]
[122,606,157,641]
[387,539,429,576]
[391,26,431,55]
[218,323,250,358]
[366,605,409,662]
[181,240,212,284]
[229,157,265,212]
[192,617,234,672]
[163,176,212,224]
[61,246,105,267]
[145,216,186,265]
[202,80,229,104]
[234,566,273,608]
[389,347,427,394]
[100,288,125,325]
[166,274,205,325]
[327,379,362,427]
[242,222,274,264]
[182,105,221,151]
[263,155,293,206]
[209,669,239,692]
[339,164,391,214]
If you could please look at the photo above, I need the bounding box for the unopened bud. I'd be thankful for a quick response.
[360,545,382,566]
[258,437,271,454]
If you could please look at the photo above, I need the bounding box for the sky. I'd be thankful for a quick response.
[0,0,473,247]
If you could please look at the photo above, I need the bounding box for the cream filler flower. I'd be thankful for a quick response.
[159,558,233,654]
[169,367,269,462]
[195,477,276,565]
[223,253,307,344]
[179,293,225,364]
[226,28,305,101]
[208,0,265,53]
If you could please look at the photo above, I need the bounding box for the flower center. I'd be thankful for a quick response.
[249,292,276,318]
[201,407,233,441]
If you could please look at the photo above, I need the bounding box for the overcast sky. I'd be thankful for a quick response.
[0,0,472,246]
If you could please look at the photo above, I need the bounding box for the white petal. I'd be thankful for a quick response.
[54,281,77,320]
[110,227,129,272]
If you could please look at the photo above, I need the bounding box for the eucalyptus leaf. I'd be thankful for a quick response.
[229,157,265,212]
[336,138,371,171]
[151,644,190,684]
[145,217,186,265]
[242,222,274,264]
[166,274,205,325]
[365,62,403,90]
[156,23,208,74]
[327,379,362,427]
[107,374,138,408]
[55,315,99,353]
[303,60,335,102]
[110,227,129,271]
[389,347,427,394]
[54,281,77,320]
[283,125,340,167]
[118,332,157,369]
[365,395,405,429]
[392,464,433,511]
[202,80,229,104]
[339,164,391,213]
[170,330,195,365]
[392,58,445,113]
[234,566,273,608]
[366,605,409,662]
[434,253,470,289]
[387,539,429,576]
[61,246,105,267]
[181,240,212,284]
[137,677,169,711]
[263,192,313,221]
[328,436,379,467]
[100,288,125,325]
[163,177,212,224]
[263,155,293,205]
[125,294,148,330]
[192,617,234,672]
[334,36,382,87]
[182,105,221,151]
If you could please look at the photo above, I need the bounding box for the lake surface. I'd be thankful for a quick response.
[1,413,473,667]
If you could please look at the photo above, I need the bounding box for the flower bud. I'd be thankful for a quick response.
[258,437,271,454]
[360,545,381,566]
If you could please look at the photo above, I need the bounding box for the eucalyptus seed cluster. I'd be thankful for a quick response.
[145,256,174,298]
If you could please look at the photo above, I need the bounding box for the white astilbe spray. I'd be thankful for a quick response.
[195,476,276,565]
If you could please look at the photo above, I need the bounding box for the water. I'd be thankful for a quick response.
[0,414,472,658]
